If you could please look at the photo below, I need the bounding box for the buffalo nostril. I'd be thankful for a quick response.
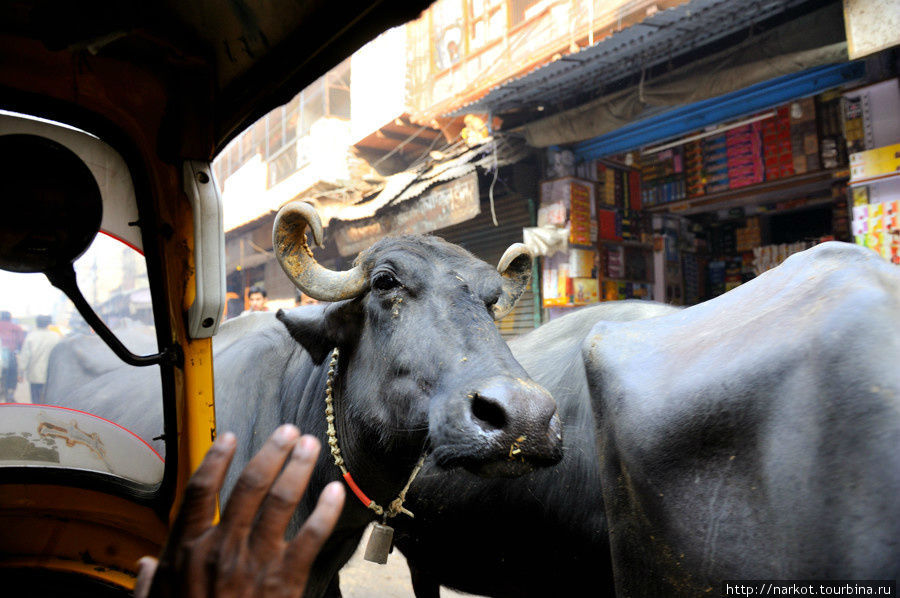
[470,392,508,431]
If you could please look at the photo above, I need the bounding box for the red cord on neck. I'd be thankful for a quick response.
[342,471,373,508]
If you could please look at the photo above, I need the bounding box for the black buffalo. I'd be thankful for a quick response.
[584,242,899,596]
[41,202,563,598]
[393,300,679,598]
[44,322,157,396]
[42,323,163,449]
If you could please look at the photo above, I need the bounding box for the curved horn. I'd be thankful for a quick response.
[273,201,367,302]
[493,243,533,320]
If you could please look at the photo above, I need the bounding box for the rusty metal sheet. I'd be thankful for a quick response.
[333,172,480,256]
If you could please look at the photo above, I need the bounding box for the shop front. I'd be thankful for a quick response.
[561,68,900,308]
[456,0,899,316]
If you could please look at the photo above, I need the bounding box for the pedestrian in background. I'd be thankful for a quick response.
[241,285,269,315]
[18,314,60,403]
[0,310,24,401]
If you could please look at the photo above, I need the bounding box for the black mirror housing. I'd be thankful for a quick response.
[0,134,102,274]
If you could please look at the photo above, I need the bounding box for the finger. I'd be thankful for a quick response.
[219,424,299,537]
[133,557,158,598]
[250,435,321,551]
[170,432,237,541]
[283,481,345,587]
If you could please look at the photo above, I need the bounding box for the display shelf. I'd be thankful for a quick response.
[599,240,654,248]
[849,171,900,187]
[544,302,601,309]
[646,169,849,216]
[601,277,654,284]
[763,196,837,217]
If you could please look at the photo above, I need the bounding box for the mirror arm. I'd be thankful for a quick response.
[45,265,182,368]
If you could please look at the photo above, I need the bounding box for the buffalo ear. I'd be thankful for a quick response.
[276,300,362,364]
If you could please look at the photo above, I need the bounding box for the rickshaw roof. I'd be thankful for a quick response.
[1,0,431,159]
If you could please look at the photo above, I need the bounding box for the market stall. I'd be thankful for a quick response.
[534,76,900,315]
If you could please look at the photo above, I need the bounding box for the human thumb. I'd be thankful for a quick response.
[134,556,159,598]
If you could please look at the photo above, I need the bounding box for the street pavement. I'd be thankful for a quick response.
[341,524,482,598]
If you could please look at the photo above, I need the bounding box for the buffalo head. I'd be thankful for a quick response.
[273,201,562,477]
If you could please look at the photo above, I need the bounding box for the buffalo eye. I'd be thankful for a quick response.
[372,271,400,291]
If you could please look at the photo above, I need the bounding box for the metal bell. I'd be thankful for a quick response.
[363,522,394,564]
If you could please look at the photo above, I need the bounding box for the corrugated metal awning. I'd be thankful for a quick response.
[449,0,811,118]
[332,136,530,223]
[522,1,850,147]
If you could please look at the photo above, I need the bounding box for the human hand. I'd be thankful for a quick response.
[134,424,345,598]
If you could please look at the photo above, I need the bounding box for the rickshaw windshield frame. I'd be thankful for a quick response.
[0,94,181,517]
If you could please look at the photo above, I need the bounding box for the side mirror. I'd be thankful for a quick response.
[0,133,173,367]
[0,134,101,273]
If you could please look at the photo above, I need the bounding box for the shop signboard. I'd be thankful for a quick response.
[333,172,480,256]
[850,143,900,183]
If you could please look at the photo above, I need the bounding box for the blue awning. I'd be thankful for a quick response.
[570,60,865,161]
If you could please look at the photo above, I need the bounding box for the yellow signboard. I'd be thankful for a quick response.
[849,143,900,183]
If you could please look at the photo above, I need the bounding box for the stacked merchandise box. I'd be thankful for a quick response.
[598,208,653,243]
[752,241,819,275]
[890,202,900,266]
[628,170,642,211]
[724,257,743,292]
[538,177,599,307]
[594,163,652,242]
[740,252,756,284]
[620,170,644,240]
[614,168,626,209]
[538,177,596,229]
[707,260,726,297]
[682,252,700,304]
[619,210,634,241]
[831,182,850,241]
[849,136,900,264]
[762,107,794,180]
[851,202,868,247]
[852,199,900,264]
[569,247,598,305]
[542,247,601,307]
[619,209,651,242]
[604,244,626,279]
[595,162,618,208]
[601,280,654,301]
[817,91,848,170]
[735,217,761,251]
[597,207,622,242]
[639,148,685,207]
[702,134,729,193]
[710,222,738,256]
[541,251,571,307]
[569,181,593,245]
[842,94,867,155]
[790,97,820,175]
[726,122,764,189]
[572,277,600,304]
[684,140,704,197]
